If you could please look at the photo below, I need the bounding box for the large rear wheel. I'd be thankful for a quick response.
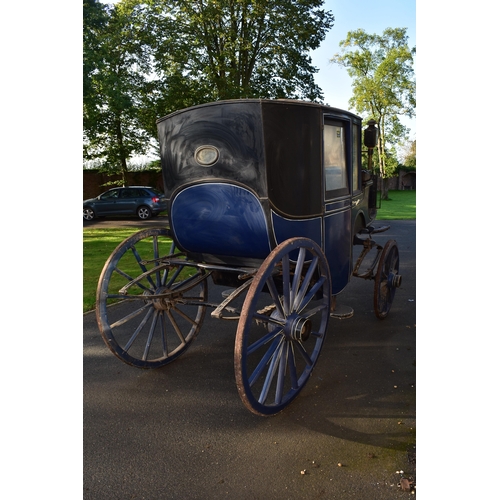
[234,238,331,416]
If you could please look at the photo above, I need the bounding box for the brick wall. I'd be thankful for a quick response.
[83,170,165,199]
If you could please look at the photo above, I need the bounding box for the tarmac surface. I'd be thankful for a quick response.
[83,219,416,499]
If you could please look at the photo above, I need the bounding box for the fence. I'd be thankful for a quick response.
[83,170,164,200]
[84,169,415,200]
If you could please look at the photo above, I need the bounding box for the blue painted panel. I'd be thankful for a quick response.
[271,211,351,293]
[171,184,271,258]
[271,212,322,247]
[271,212,323,263]
[324,210,351,294]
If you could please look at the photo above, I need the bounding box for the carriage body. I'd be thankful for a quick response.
[96,99,400,416]
[157,99,375,294]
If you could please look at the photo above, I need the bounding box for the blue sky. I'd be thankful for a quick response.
[310,0,416,136]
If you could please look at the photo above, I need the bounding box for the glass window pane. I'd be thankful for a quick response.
[101,190,119,199]
[324,124,347,193]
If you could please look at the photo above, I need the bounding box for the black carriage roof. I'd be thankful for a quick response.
[156,98,360,124]
[156,99,362,219]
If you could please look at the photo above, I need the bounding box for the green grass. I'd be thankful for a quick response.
[83,190,415,312]
[83,227,150,313]
[376,190,416,220]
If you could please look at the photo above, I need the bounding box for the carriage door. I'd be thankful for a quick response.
[323,118,352,294]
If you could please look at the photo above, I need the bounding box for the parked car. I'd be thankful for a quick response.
[83,187,168,221]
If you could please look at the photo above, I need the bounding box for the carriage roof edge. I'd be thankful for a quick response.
[156,98,362,125]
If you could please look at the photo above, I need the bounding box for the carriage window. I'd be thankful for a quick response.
[324,122,348,198]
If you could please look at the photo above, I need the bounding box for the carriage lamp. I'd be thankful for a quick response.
[195,145,220,166]
[363,120,378,149]
[363,120,378,172]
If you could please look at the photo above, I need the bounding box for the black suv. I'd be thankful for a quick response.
[83,187,168,221]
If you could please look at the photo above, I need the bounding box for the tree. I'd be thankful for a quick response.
[331,28,416,198]
[144,0,335,102]
[84,0,335,177]
[83,0,155,185]
[400,139,416,170]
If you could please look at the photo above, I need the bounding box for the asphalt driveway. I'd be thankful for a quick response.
[83,220,416,499]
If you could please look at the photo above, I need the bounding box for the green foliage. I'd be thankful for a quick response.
[144,0,334,102]
[332,28,416,189]
[83,0,159,183]
[400,139,416,170]
[179,0,333,100]
[84,0,335,175]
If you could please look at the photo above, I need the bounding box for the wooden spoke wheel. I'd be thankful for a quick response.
[96,228,207,368]
[374,239,402,319]
[234,238,331,416]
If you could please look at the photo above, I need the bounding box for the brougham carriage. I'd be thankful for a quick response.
[96,99,402,416]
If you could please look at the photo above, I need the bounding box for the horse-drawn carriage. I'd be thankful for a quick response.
[96,99,401,416]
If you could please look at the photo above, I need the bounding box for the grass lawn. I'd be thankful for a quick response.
[376,190,416,220]
[83,228,153,313]
[83,190,415,313]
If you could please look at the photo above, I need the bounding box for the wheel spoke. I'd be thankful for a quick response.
[113,267,153,294]
[153,236,161,286]
[247,328,282,356]
[130,245,156,288]
[170,303,202,327]
[110,303,152,329]
[296,274,326,314]
[258,339,284,404]
[160,312,169,357]
[292,256,318,312]
[281,254,291,315]
[142,310,160,360]
[265,276,286,319]
[294,340,313,367]
[123,306,154,351]
[274,342,289,405]
[248,336,282,387]
[288,343,299,390]
[165,309,187,345]
[290,247,306,304]
[251,312,284,327]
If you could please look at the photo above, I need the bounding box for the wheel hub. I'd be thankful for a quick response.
[388,272,402,289]
[150,286,175,311]
[286,315,312,342]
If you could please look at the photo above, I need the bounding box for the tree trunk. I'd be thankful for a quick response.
[116,117,129,187]
[377,118,390,201]
[380,177,389,200]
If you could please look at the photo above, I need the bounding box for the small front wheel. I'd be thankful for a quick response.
[374,239,401,319]
[96,228,207,368]
[234,237,331,416]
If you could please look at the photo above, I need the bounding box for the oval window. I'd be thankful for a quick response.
[194,145,219,166]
